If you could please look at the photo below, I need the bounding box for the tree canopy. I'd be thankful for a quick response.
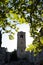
[0,0,43,54]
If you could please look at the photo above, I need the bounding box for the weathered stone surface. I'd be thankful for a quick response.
[17,31,26,58]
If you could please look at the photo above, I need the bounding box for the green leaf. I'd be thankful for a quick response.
[28,1,33,4]
[9,34,14,40]
[5,30,11,33]
[40,36,43,44]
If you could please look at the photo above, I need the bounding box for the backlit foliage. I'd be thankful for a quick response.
[0,0,43,54]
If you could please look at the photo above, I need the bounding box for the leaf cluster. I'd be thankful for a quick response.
[0,0,43,51]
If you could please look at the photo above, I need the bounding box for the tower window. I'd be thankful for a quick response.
[20,35,23,38]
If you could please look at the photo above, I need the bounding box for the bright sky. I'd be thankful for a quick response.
[2,23,34,52]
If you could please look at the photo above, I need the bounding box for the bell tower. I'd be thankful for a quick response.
[17,31,26,57]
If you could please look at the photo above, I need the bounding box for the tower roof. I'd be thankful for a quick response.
[18,31,25,33]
